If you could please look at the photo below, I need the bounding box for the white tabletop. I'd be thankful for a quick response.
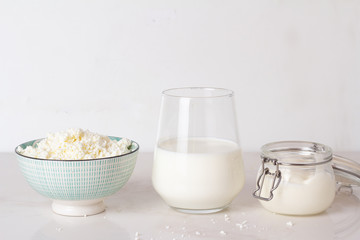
[1,152,360,240]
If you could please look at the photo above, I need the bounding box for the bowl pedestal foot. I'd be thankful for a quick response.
[52,199,105,216]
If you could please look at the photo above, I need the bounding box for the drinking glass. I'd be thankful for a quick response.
[152,87,245,214]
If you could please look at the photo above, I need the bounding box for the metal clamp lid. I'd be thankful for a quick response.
[253,157,282,201]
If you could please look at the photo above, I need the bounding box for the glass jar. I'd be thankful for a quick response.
[253,141,336,215]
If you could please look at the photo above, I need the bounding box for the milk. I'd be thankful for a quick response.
[259,168,336,215]
[152,137,245,211]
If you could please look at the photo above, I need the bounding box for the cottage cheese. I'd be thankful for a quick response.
[17,128,132,160]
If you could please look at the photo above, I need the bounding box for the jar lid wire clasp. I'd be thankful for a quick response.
[253,157,282,201]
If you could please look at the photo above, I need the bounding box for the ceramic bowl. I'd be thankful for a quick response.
[15,137,139,216]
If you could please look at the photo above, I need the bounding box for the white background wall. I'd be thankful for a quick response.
[1,0,359,152]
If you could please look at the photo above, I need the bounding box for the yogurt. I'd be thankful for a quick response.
[152,137,245,211]
[259,168,336,215]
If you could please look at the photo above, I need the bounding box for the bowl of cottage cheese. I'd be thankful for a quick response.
[15,128,139,216]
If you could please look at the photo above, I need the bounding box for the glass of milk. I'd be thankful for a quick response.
[152,87,245,214]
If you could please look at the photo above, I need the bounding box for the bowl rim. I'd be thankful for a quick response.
[15,136,140,162]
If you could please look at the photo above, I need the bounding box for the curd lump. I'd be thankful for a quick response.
[17,128,132,160]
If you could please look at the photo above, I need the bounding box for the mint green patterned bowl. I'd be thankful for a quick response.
[15,137,139,216]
